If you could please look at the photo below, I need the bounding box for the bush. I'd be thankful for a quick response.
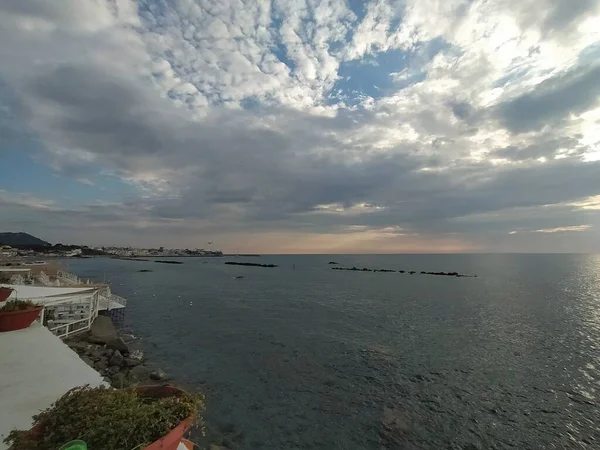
[0,299,40,312]
[3,385,204,450]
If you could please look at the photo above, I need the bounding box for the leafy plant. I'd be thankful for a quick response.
[3,385,204,450]
[0,299,40,312]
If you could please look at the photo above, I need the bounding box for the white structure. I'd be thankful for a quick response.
[2,284,127,339]
[0,323,106,450]
[56,269,82,285]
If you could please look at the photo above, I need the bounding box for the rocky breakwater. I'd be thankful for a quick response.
[65,316,168,388]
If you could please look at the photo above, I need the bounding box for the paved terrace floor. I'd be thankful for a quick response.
[0,323,105,449]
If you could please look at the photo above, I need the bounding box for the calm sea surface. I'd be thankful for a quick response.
[63,254,600,449]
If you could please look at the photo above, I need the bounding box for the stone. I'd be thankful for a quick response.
[89,315,118,344]
[102,377,112,384]
[130,365,151,380]
[66,340,90,353]
[123,349,143,366]
[124,357,141,367]
[111,372,127,389]
[109,350,124,367]
[149,368,167,381]
[107,365,121,375]
[80,356,95,368]
[209,445,228,450]
[107,337,129,354]
[94,358,108,371]
[90,349,104,361]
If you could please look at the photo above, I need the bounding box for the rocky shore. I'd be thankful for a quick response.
[65,315,167,388]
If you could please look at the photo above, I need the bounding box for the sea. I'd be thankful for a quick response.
[62,254,600,449]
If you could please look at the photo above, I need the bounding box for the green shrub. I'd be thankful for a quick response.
[3,385,204,450]
[0,299,40,312]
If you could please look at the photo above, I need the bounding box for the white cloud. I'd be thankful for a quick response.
[0,0,599,251]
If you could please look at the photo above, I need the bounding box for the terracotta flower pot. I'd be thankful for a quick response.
[135,385,195,450]
[0,306,43,332]
[0,286,14,302]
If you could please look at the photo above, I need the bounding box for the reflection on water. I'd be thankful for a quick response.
[65,254,600,449]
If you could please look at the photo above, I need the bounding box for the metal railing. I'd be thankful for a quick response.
[56,270,81,285]
[38,271,54,286]
[44,292,99,339]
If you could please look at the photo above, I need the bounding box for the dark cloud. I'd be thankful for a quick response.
[495,64,600,133]
[542,0,599,35]
[449,101,474,120]
[491,135,586,161]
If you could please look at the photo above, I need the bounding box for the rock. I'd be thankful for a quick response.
[89,349,104,361]
[94,358,108,371]
[108,365,121,375]
[149,368,167,381]
[109,350,124,367]
[107,337,129,354]
[80,356,95,368]
[130,365,151,380]
[102,376,111,384]
[111,372,127,388]
[89,316,118,344]
[209,445,228,450]
[124,357,141,367]
[128,349,144,363]
[66,340,90,353]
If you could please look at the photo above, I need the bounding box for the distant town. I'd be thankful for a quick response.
[0,232,223,260]
[101,246,223,258]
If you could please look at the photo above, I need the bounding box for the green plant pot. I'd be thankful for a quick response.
[59,440,87,450]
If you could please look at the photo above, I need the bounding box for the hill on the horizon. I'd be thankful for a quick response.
[0,232,51,248]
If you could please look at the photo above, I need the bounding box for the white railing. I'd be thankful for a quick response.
[44,292,99,339]
[110,294,127,308]
[56,270,81,285]
[98,293,127,311]
[38,271,54,286]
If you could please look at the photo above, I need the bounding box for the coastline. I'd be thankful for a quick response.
[64,315,168,388]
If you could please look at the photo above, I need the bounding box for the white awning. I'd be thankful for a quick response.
[1,284,96,300]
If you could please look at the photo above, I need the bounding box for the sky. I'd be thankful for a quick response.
[0,0,599,254]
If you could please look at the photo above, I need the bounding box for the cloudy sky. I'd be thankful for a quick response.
[1,0,599,253]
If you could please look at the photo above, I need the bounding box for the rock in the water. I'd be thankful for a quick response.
[129,365,151,380]
[149,368,167,381]
[107,337,129,354]
[121,333,137,342]
[89,316,118,344]
[109,350,124,367]
[126,349,144,364]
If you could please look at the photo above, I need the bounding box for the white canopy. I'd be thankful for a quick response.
[1,285,97,305]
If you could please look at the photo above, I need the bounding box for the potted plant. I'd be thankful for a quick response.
[3,385,204,450]
[0,286,14,302]
[0,299,43,332]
